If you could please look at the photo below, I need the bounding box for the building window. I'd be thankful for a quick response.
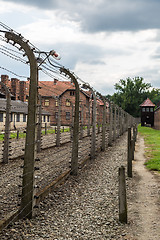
[86,112,89,118]
[55,100,58,107]
[43,115,46,122]
[150,108,154,112]
[66,99,71,107]
[70,91,75,96]
[0,113,3,122]
[146,108,149,112]
[142,108,145,112]
[16,114,20,122]
[23,114,26,122]
[47,116,50,122]
[66,112,70,120]
[44,99,49,106]
[55,112,58,119]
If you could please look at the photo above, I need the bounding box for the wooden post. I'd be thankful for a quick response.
[119,108,123,136]
[113,104,117,141]
[5,32,38,219]
[80,104,83,140]
[70,103,74,141]
[70,103,74,140]
[117,106,120,137]
[60,68,79,175]
[45,122,47,135]
[131,139,134,161]
[122,110,125,133]
[91,90,97,160]
[87,99,91,136]
[56,97,61,147]
[119,166,127,223]
[101,98,106,151]
[97,93,106,151]
[17,129,19,140]
[133,124,136,151]
[127,127,132,178]
[37,95,42,153]
[2,84,11,164]
[108,102,113,146]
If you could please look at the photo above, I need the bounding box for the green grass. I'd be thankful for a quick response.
[0,127,71,141]
[0,131,26,141]
[138,125,160,172]
[41,127,70,135]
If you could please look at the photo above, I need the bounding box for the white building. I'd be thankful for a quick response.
[0,99,50,130]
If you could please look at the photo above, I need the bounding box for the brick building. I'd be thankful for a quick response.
[0,75,108,126]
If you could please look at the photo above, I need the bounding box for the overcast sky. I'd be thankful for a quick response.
[1,0,160,95]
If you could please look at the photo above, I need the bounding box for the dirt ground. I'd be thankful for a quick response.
[124,134,160,240]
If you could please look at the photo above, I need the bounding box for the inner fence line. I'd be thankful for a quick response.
[0,24,139,232]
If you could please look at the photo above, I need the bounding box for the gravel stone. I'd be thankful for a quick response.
[0,132,132,239]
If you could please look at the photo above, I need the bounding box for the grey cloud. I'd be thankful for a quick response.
[137,67,160,87]
[152,55,160,59]
[152,47,160,59]
[78,0,160,32]
[54,42,105,69]
[3,0,160,32]
[5,0,58,9]
[85,60,106,65]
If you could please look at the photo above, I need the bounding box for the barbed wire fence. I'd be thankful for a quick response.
[0,22,139,231]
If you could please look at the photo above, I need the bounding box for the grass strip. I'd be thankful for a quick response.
[138,125,160,172]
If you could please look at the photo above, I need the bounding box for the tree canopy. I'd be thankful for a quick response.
[111,77,160,117]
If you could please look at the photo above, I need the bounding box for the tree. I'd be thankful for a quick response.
[111,77,152,117]
[144,88,160,107]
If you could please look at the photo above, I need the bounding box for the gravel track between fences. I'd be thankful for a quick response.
[0,129,102,220]
[0,132,133,240]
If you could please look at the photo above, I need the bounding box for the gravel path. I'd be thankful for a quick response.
[1,132,159,239]
[0,129,101,218]
[122,134,160,240]
[0,132,129,239]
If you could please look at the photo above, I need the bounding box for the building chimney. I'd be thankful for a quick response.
[1,75,9,86]
[19,81,26,102]
[11,78,20,100]
[54,79,58,85]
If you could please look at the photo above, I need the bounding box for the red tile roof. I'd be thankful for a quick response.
[139,98,155,107]
[38,80,74,97]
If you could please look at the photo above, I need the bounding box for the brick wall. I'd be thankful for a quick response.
[41,89,105,126]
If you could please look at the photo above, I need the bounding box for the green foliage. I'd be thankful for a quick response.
[138,125,160,172]
[0,131,26,141]
[112,77,152,117]
[144,88,160,107]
